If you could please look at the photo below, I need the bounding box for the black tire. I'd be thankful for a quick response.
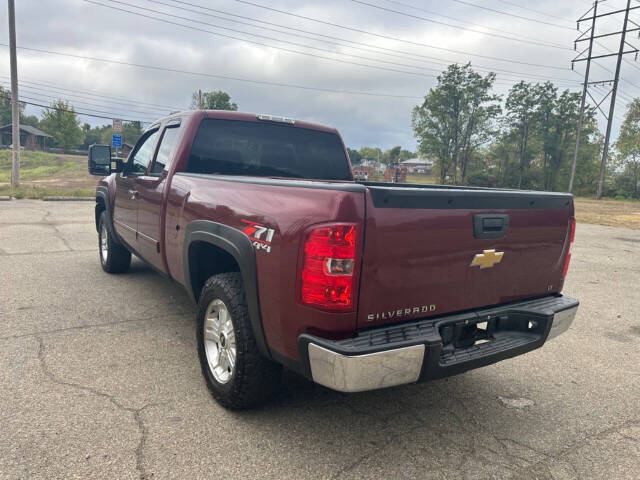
[197,272,282,409]
[98,211,131,274]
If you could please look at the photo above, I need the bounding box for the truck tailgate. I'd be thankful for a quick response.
[358,184,574,328]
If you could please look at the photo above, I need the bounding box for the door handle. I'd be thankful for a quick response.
[128,190,139,199]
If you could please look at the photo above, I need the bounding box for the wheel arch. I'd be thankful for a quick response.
[95,186,119,244]
[183,220,270,359]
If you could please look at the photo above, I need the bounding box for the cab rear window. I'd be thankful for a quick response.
[186,119,352,181]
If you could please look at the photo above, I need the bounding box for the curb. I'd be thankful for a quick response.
[0,196,11,201]
[42,197,94,201]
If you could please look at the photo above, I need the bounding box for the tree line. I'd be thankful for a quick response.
[2,80,639,198]
[411,63,639,199]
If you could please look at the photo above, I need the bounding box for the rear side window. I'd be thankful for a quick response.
[151,126,180,174]
[186,119,352,180]
[130,130,159,175]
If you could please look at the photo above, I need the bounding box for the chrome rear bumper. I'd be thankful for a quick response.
[303,295,579,393]
[308,344,424,393]
[547,305,578,341]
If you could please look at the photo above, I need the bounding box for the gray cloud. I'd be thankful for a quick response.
[2,0,637,149]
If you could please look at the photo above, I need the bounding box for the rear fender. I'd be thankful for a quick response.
[183,220,270,359]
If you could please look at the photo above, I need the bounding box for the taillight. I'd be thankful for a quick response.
[563,217,576,277]
[300,224,359,311]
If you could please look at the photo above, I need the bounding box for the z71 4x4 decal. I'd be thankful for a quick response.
[242,219,275,253]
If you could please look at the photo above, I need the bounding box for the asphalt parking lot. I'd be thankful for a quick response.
[1,200,639,479]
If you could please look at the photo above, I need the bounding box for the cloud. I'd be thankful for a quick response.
[2,0,634,149]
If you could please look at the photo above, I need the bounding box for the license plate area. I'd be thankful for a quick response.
[439,318,496,351]
[438,312,548,357]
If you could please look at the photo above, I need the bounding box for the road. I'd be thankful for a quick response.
[1,200,639,479]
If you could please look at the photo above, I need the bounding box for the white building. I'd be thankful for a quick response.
[400,158,434,174]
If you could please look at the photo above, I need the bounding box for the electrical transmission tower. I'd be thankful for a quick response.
[570,0,639,198]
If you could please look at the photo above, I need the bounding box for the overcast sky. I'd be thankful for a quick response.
[2,0,639,150]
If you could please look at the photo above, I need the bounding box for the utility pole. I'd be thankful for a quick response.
[598,0,632,199]
[198,89,202,109]
[8,0,20,188]
[571,0,639,198]
[569,0,598,193]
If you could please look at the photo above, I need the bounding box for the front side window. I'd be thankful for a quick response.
[186,119,352,181]
[151,126,180,174]
[130,130,159,175]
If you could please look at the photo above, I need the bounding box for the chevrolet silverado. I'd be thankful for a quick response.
[88,110,579,409]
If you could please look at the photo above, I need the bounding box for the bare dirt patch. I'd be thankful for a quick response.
[574,198,640,230]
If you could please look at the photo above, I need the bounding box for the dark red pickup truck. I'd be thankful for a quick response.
[89,110,578,408]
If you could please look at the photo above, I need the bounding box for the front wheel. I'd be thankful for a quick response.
[197,272,282,409]
[98,211,131,273]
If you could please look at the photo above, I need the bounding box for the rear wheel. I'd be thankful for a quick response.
[197,272,282,409]
[98,211,131,273]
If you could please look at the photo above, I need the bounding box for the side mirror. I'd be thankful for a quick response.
[88,144,112,176]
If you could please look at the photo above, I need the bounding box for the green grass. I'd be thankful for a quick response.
[405,174,437,184]
[0,185,95,199]
[0,150,86,183]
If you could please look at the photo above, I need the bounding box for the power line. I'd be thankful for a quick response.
[6,75,182,110]
[86,0,443,79]
[493,0,574,23]
[86,0,581,86]
[18,93,155,122]
[0,44,425,100]
[448,0,574,29]
[375,0,557,44]
[570,0,637,197]
[349,0,572,48]
[234,0,571,70]
[114,0,459,75]
[19,97,152,123]
[0,76,174,115]
[0,81,164,119]
[155,0,580,84]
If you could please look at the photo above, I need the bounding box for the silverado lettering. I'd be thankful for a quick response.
[88,109,579,409]
[367,305,437,322]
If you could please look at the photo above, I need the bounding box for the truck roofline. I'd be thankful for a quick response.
[145,109,339,135]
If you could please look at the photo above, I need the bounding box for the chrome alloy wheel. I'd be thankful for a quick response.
[203,299,237,384]
[100,223,109,263]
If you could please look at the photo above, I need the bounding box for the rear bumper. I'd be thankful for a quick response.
[299,295,578,393]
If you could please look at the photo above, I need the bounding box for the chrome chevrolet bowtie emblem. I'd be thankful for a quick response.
[470,249,504,269]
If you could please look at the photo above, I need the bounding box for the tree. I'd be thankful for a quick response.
[505,81,538,188]
[191,90,238,111]
[99,121,144,148]
[387,146,402,164]
[0,86,26,126]
[20,114,39,128]
[346,148,362,164]
[358,146,383,162]
[412,63,500,184]
[614,98,640,198]
[39,100,83,150]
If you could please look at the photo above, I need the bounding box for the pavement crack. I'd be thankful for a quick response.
[512,418,640,477]
[36,335,161,480]
[331,422,426,480]
[50,223,75,251]
[0,310,193,341]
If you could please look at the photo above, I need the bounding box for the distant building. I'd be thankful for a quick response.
[0,124,52,150]
[359,158,386,173]
[353,165,375,181]
[400,157,434,174]
[385,166,407,183]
